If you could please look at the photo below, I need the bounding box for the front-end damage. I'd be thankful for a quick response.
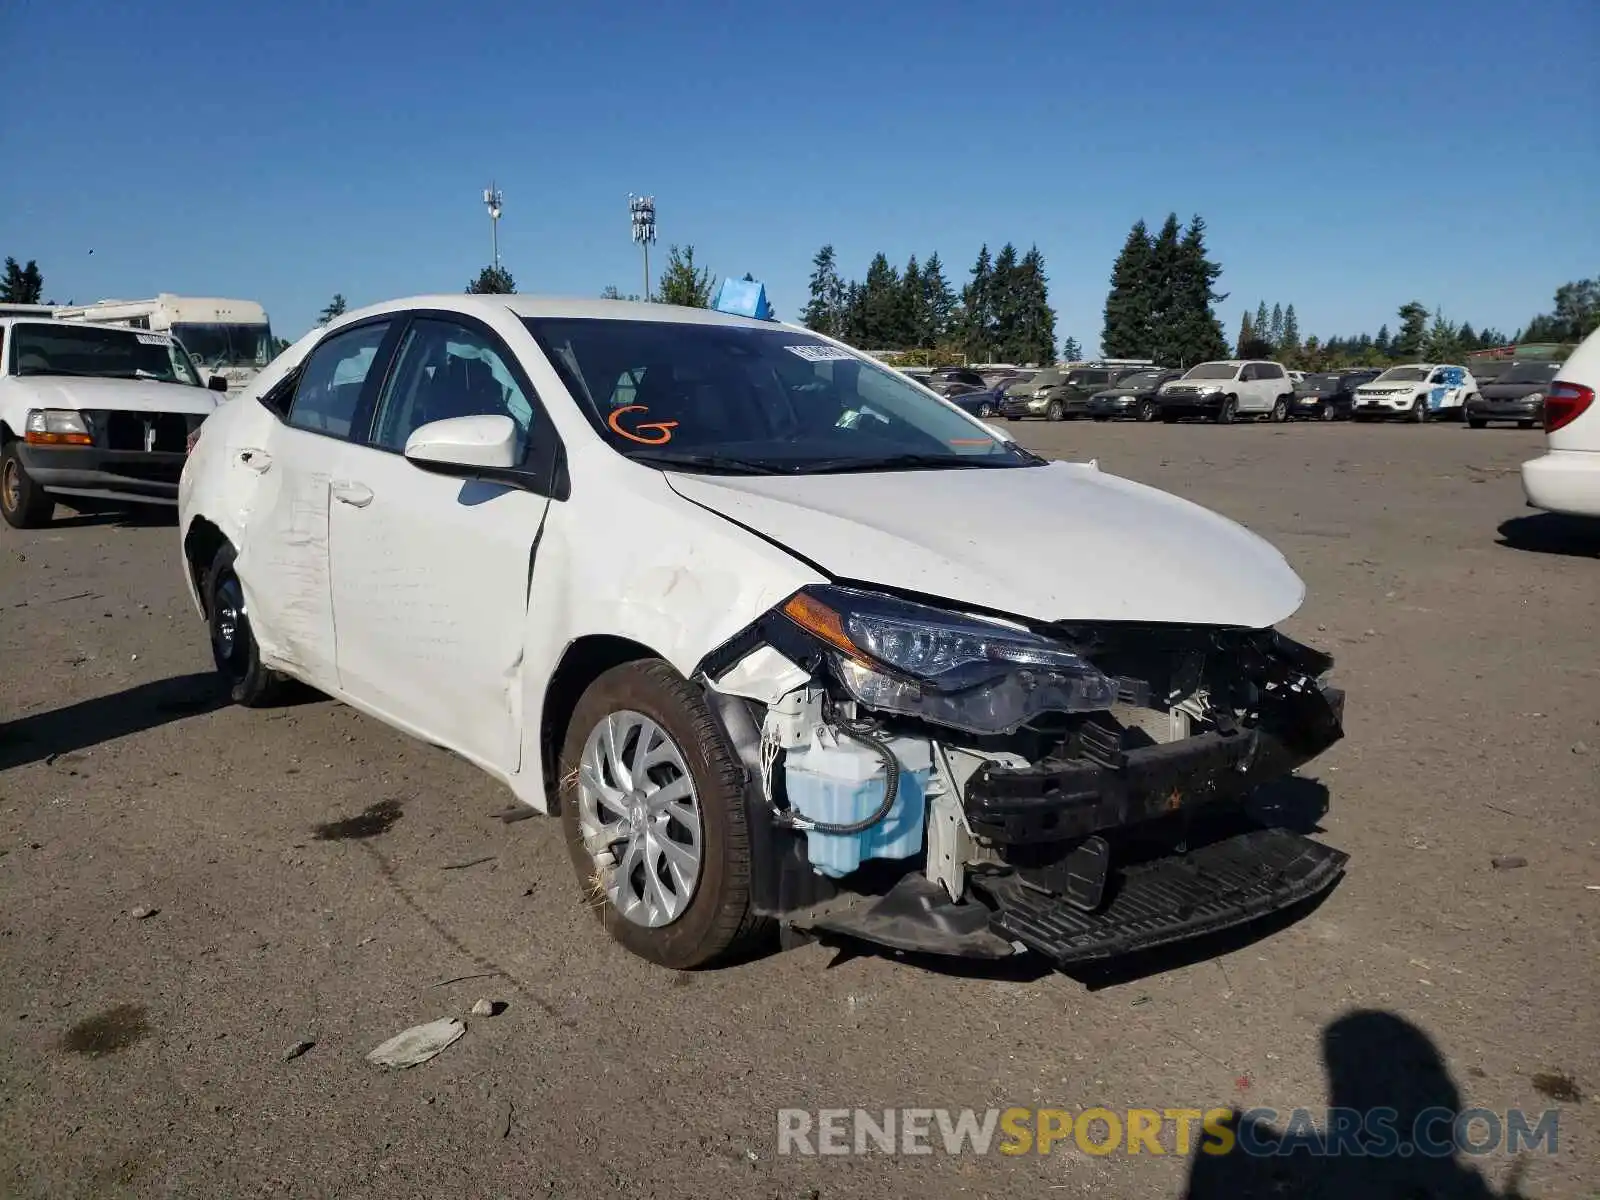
[695,586,1347,968]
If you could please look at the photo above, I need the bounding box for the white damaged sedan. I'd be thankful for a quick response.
[178,294,1348,971]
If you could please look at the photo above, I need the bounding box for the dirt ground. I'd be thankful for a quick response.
[2,419,1596,1199]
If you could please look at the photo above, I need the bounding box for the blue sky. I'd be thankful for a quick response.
[2,0,1595,350]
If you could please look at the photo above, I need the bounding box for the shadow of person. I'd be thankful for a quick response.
[1184,1010,1526,1199]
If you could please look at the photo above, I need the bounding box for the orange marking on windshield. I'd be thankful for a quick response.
[948,438,993,446]
[607,404,679,445]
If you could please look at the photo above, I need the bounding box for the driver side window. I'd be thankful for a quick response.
[371,319,535,457]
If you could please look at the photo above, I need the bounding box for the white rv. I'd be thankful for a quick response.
[51,295,274,390]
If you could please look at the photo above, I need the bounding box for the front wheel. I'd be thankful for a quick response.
[1045,399,1064,422]
[1411,397,1428,423]
[977,403,994,418]
[1319,404,1336,422]
[0,443,55,529]
[559,660,770,969]
[1468,418,1488,429]
[1216,396,1238,425]
[1138,401,1158,422]
[1270,396,1289,423]
[206,544,288,706]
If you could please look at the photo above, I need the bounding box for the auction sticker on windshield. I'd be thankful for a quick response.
[136,333,167,345]
[785,345,855,362]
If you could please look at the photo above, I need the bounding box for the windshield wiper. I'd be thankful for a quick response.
[15,367,97,378]
[628,450,788,476]
[795,451,1036,474]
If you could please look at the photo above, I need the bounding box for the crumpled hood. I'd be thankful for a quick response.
[0,375,219,415]
[666,460,1305,628]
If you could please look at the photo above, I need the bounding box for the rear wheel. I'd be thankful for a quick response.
[206,544,288,706]
[559,660,770,969]
[0,443,54,529]
[1216,396,1238,425]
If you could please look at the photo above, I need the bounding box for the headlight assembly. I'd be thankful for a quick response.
[779,586,1119,734]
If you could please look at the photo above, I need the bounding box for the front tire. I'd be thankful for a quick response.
[1270,396,1290,423]
[206,544,287,706]
[1045,399,1064,422]
[1137,401,1157,422]
[1468,418,1488,429]
[559,660,769,969]
[0,443,55,529]
[1319,404,1336,422]
[1411,397,1428,423]
[1216,396,1238,425]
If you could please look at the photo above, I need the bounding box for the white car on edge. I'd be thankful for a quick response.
[1522,325,1600,517]
[177,294,1349,972]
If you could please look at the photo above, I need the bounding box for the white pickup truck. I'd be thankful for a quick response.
[0,318,228,527]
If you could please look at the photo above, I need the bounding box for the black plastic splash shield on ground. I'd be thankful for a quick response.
[970,827,1347,966]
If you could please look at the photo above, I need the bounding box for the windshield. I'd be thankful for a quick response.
[1114,371,1163,390]
[1301,374,1341,393]
[1374,366,1431,383]
[523,319,1038,475]
[1183,363,1240,381]
[1498,362,1561,384]
[170,321,273,369]
[9,322,202,386]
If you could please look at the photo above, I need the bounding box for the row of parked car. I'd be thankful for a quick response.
[905,358,1566,429]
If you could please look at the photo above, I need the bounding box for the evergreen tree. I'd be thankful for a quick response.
[1153,214,1228,367]
[1061,335,1083,362]
[1236,310,1254,357]
[1423,309,1462,363]
[901,255,931,348]
[1457,321,1476,348]
[803,245,846,337]
[989,243,1023,360]
[1255,301,1271,347]
[860,253,904,347]
[467,265,516,294]
[600,285,641,300]
[317,294,348,325]
[1281,304,1300,360]
[1,257,44,304]
[1374,324,1392,356]
[1010,245,1056,365]
[842,281,867,345]
[1269,303,1285,347]
[921,252,956,346]
[962,244,995,361]
[1101,220,1154,358]
[1393,302,1429,360]
[656,245,713,307]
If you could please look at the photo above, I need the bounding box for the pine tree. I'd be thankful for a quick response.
[1011,245,1057,365]
[860,252,904,347]
[921,252,956,347]
[962,244,995,361]
[1145,214,1185,363]
[655,245,713,307]
[803,245,845,336]
[317,294,348,325]
[1255,301,1271,348]
[1158,215,1230,368]
[901,255,930,349]
[1269,303,1285,347]
[1281,304,1300,359]
[1375,324,1392,356]
[1457,321,1477,347]
[1237,310,1255,357]
[467,265,515,294]
[1102,220,1154,358]
[989,243,1023,360]
[1423,309,1462,363]
[842,281,867,345]
[1,257,44,304]
[1061,335,1083,362]
[1393,302,1429,360]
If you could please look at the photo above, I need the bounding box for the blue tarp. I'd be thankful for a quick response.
[711,277,774,320]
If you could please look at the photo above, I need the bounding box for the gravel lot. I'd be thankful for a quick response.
[2,420,1596,1199]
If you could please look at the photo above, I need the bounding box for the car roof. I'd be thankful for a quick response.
[0,316,175,336]
[329,294,782,333]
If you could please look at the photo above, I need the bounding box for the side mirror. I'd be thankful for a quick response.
[404,414,517,472]
[208,375,229,393]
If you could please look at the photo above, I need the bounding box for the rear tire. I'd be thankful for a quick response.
[0,443,55,529]
[1216,396,1238,425]
[559,659,771,969]
[206,544,288,707]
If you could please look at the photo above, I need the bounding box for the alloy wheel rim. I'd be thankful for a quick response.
[2,459,18,512]
[213,574,248,675]
[577,709,703,928]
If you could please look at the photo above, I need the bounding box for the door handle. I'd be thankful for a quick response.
[331,480,374,508]
[237,448,272,473]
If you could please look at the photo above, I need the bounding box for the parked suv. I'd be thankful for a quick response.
[997,367,1069,419]
[1154,361,1295,424]
[1351,364,1477,422]
[1290,370,1380,421]
[1521,327,1600,516]
[1465,361,1562,429]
